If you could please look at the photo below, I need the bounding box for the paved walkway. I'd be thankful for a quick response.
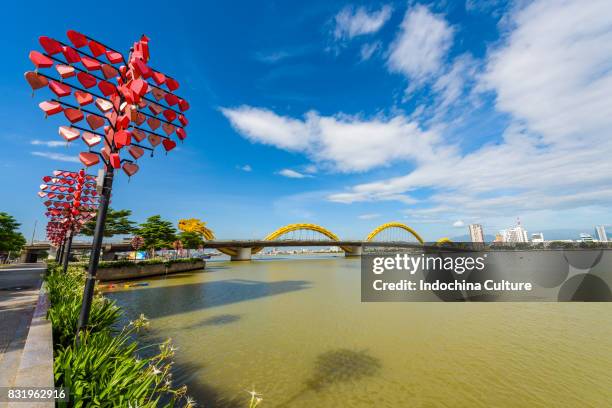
[0,264,45,389]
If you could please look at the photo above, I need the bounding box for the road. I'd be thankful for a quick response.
[0,264,45,389]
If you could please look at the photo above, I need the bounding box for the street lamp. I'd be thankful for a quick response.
[26,30,190,340]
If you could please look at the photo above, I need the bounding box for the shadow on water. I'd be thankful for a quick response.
[185,314,242,329]
[171,360,244,408]
[278,349,382,407]
[107,279,312,319]
[135,334,245,408]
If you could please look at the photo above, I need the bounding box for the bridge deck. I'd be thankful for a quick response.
[25,240,424,251]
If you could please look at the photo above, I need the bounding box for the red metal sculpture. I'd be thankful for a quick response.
[26,30,190,339]
[38,169,99,272]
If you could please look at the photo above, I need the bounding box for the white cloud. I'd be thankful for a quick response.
[222,106,444,173]
[358,213,381,220]
[452,220,465,227]
[223,0,612,227]
[482,0,612,146]
[31,139,65,147]
[334,5,392,40]
[360,42,381,61]
[254,50,293,64]
[221,106,311,151]
[303,164,318,174]
[432,54,479,115]
[31,151,80,163]
[387,5,454,88]
[238,164,252,172]
[278,169,310,179]
[327,0,612,221]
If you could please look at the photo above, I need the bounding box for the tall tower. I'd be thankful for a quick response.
[595,225,608,242]
[468,224,485,243]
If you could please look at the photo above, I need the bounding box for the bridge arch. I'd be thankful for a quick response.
[365,222,424,244]
[252,223,354,254]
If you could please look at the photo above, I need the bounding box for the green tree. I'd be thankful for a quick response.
[0,212,27,257]
[80,208,136,237]
[137,215,177,254]
[179,231,204,249]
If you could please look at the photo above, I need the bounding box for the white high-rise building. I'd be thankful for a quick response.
[580,233,594,243]
[468,224,485,243]
[595,225,608,242]
[500,218,529,243]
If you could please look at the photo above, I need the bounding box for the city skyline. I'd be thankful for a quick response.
[1,0,611,241]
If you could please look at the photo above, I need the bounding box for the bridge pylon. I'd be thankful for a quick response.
[230,247,252,261]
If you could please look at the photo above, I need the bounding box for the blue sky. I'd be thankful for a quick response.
[1,0,611,241]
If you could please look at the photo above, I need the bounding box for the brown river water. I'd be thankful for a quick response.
[106,255,612,407]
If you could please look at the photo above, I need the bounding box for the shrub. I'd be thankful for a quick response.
[46,263,120,349]
[54,319,187,408]
[44,262,195,407]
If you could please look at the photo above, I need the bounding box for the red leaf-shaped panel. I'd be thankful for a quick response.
[39,36,62,55]
[55,65,75,79]
[39,101,63,116]
[98,81,117,96]
[122,162,139,177]
[128,146,144,160]
[75,91,93,106]
[79,152,99,167]
[86,114,105,130]
[166,78,179,91]
[49,81,71,97]
[62,46,81,64]
[114,130,132,148]
[29,50,53,68]
[178,99,190,112]
[82,132,101,147]
[77,72,97,88]
[81,56,101,71]
[162,139,177,151]
[59,126,80,142]
[88,40,106,57]
[105,50,123,64]
[24,71,48,90]
[109,153,121,169]
[163,109,177,122]
[67,30,88,48]
[64,108,84,123]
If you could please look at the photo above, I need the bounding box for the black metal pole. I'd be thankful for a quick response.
[56,239,65,263]
[76,167,114,341]
[62,230,73,274]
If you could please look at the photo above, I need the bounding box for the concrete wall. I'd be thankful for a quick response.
[97,260,205,281]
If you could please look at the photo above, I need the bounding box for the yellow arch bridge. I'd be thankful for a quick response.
[21,222,453,262]
[203,222,447,261]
